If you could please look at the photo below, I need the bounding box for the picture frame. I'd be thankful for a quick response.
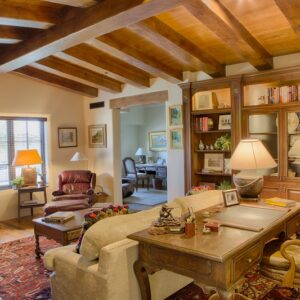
[170,128,183,149]
[149,131,167,151]
[58,127,77,148]
[169,105,183,127]
[204,153,224,172]
[88,124,107,148]
[192,91,218,111]
[218,114,231,130]
[222,189,240,207]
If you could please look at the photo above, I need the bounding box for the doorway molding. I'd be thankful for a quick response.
[110,90,168,204]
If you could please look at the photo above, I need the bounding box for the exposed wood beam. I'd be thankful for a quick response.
[129,17,224,77]
[0,1,80,25]
[110,90,168,109]
[45,0,97,7]
[97,31,183,82]
[38,56,123,93]
[64,44,151,87]
[14,65,98,97]
[184,0,273,70]
[0,25,43,42]
[0,0,185,73]
[274,0,300,36]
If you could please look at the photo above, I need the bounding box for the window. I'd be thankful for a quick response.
[0,117,47,189]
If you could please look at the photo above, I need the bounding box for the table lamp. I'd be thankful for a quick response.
[288,138,300,176]
[13,149,43,186]
[135,147,146,164]
[228,139,277,201]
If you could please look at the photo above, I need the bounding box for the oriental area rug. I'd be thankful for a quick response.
[1,237,300,300]
[0,236,59,300]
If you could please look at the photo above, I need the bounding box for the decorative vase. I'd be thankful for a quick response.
[185,222,195,238]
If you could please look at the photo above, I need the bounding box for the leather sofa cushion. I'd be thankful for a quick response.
[44,199,89,215]
[62,183,90,194]
[80,206,162,261]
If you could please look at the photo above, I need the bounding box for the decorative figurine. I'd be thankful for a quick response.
[199,140,205,150]
[210,144,214,150]
[153,205,181,227]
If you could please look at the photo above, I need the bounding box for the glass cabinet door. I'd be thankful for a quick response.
[248,113,278,176]
[287,112,300,178]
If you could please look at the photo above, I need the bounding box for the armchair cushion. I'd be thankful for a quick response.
[80,206,161,261]
[44,198,90,215]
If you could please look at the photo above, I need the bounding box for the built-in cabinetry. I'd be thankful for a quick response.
[180,66,300,200]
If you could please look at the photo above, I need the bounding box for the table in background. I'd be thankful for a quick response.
[136,164,167,178]
[128,203,300,300]
[16,185,47,222]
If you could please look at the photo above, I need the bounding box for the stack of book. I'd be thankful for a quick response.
[44,211,75,223]
[194,117,213,131]
[264,197,296,207]
[22,200,38,205]
[267,85,300,104]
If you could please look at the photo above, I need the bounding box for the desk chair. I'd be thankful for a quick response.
[122,157,149,191]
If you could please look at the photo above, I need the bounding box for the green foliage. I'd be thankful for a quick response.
[214,134,231,151]
[11,176,24,187]
[217,180,232,190]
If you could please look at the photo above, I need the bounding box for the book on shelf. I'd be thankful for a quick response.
[267,85,299,104]
[43,211,75,223]
[264,197,296,207]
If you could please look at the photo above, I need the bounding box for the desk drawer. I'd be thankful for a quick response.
[287,214,300,238]
[232,242,262,282]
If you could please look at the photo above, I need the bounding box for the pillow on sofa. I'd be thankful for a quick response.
[80,205,164,261]
[75,205,129,253]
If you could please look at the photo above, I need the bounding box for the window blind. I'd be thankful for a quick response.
[0,117,47,189]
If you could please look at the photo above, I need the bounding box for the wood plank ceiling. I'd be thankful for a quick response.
[1,0,300,97]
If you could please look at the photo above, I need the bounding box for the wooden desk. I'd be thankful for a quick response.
[128,204,300,300]
[16,185,47,222]
[136,164,167,178]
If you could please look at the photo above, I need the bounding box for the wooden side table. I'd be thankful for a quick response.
[17,185,47,222]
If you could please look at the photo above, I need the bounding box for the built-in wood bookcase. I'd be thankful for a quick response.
[181,66,300,201]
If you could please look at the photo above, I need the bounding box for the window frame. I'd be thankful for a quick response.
[0,116,47,190]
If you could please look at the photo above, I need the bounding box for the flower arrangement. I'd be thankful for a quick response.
[187,185,214,195]
[75,205,129,253]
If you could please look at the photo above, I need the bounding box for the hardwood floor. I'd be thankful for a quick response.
[0,214,42,244]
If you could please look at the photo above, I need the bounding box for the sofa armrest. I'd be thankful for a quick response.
[52,190,65,197]
[86,188,95,195]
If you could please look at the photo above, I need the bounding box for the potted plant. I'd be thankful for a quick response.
[11,176,24,189]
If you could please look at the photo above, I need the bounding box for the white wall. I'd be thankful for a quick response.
[0,73,85,221]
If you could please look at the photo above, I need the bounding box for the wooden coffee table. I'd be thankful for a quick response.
[33,211,85,258]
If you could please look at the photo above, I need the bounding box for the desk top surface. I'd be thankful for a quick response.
[128,203,300,262]
[136,163,167,167]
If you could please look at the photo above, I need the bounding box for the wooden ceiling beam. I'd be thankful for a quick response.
[0,25,43,42]
[0,1,80,25]
[274,0,300,36]
[97,32,183,82]
[14,65,98,97]
[184,0,273,70]
[0,0,185,73]
[38,56,123,93]
[64,44,151,87]
[129,17,224,77]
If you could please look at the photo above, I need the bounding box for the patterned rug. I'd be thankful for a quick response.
[0,236,59,300]
[167,266,300,300]
[124,188,167,206]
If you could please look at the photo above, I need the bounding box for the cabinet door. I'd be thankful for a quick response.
[247,112,279,177]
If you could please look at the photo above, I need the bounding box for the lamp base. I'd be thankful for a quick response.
[233,174,263,201]
[21,167,37,186]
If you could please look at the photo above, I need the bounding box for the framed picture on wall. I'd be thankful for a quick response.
[170,128,183,149]
[149,131,167,151]
[169,105,183,127]
[88,124,107,148]
[58,127,77,148]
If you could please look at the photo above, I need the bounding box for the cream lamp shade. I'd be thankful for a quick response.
[13,149,43,186]
[228,139,277,201]
[70,152,88,162]
[228,139,277,170]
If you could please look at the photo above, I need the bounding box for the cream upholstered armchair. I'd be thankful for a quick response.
[122,157,149,191]
[260,238,300,287]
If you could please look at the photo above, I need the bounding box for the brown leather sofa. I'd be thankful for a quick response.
[44,170,96,215]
